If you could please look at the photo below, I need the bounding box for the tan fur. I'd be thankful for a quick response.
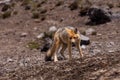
[45,27,83,62]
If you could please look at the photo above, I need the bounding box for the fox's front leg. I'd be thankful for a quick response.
[68,41,72,60]
[76,39,83,58]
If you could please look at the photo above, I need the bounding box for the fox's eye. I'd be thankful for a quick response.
[69,37,72,39]
[73,37,76,39]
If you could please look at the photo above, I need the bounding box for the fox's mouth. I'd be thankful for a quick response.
[71,42,76,47]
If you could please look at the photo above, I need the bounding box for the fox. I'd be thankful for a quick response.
[45,26,83,62]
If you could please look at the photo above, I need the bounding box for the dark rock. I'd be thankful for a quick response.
[24,5,31,10]
[69,1,78,10]
[1,4,10,12]
[41,43,51,52]
[40,38,52,52]
[87,6,111,25]
[80,34,90,45]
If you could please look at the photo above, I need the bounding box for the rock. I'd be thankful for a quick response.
[0,0,11,4]
[87,6,111,25]
[7,58,13,62]
[48,26,57,34]
[45,26,57,38]
[81,45,86,49]
[24,5,31,10]
[108,50,115,53]
[1,4,10,12]
[20,32,28,37]
[80,34,90,45]
[33,27,38,31]
[106,41,115,48]
[85,28,97,35]
[92,49,101,55]
[19,61,24,67]
[111,12,120,19]
[37,33,45,39]
[97,33,102,36]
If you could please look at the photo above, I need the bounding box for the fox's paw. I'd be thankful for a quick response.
[45,56,52,61]
[81,53,84,57]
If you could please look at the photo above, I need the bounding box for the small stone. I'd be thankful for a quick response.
[81,45,86,49]
[108,50,115,53]
[34,19,40,23]
[97,33,102,36]
[7,58,13,62]
[37,33,45,39]
[110,41,115,46]
[93,49,101,54]
[24,5,31,10]
[33,27,38,30]
[49,26,57,34]
[26,57,30,61]
[85,28,97,35]
[20,32,28,37]
[19,62,24,67]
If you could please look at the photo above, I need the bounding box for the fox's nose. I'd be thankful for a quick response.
[72,42,75,47]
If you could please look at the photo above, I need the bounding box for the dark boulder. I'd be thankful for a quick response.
[81,34,90,45]
[87,6,112,25]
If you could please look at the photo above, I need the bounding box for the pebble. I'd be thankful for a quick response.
[49,26,57,33]
[37,33,45,39]
[108,49,115,53]
[85,28,97,35]
[81,45,86,49]
[20,32,28,37]
[7,58,13,62]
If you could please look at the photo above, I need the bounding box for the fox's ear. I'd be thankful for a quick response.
[74,28,78,33]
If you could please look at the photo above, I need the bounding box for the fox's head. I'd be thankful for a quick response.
[65,28,80,43]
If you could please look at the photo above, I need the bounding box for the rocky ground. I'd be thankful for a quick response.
[0,0,120,80]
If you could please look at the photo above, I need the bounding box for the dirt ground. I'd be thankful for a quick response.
[0,0,120,80]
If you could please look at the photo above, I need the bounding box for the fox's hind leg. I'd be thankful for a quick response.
[45,37,60,62]
[45,42,57,61]
[60,43,67,59]
[53,38,61,62]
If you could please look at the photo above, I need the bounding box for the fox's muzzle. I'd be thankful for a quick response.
[71,39,76,43]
